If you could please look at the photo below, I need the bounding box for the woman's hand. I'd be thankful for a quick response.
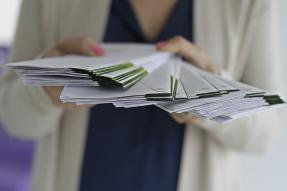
[42,37,106,109]
[156,36,219,74]
[156,36,219,124]
[171,113,203,125]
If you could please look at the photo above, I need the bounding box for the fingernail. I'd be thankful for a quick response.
[156,41,167,48]
[90,45,106,56]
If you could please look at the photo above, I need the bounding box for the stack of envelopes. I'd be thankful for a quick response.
[8,44,173,88]
[7,44,286,123]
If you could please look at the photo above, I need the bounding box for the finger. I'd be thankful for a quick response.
[55,102,79,110]
[186,115,203,125]
[44,48,65,58]
[56,37,106,56]
[53,100,94,110]
[43,86,75,108]
[156,36,218,73]
[171,113,187,124]
[55,102,93,110]
[43,86,93,110]
[156,36,206,67]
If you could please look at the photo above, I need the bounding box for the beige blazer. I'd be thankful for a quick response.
[0,0,284,191]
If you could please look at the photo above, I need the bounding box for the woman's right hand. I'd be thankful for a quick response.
[42,37,106,109]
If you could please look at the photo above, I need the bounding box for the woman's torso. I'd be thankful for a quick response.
[26,0,256,190]
[80,0,192,190]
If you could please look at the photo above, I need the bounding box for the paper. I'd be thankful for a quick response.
[8,44,174,88]
[7,43,286,123]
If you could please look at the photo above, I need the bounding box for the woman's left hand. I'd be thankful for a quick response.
[156,36,220,124]
[156,36,219,73]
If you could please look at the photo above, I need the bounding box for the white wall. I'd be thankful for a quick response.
[280,0,287,76]
[240,1,287,191]
[0,0,21,44]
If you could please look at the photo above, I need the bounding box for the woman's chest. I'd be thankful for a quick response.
[129,0,178,41]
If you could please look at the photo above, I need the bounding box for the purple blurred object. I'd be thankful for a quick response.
[0,46,35,191]
[0,46,9,62]
[0,46,9,74]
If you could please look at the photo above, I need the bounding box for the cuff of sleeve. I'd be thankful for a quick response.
[24,84,63,113]
[198,118,221,129]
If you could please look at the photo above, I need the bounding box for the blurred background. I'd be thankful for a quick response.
[0,1,286,191]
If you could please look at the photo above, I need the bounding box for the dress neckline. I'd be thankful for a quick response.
[114,0,183,43]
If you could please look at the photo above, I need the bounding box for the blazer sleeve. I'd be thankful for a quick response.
[0,0,63,139]
[197,0,285,153]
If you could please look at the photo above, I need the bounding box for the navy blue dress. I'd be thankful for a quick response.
[80,0,192,190]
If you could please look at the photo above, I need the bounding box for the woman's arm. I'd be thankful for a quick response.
[201,0,284,153]
[0,0,105,139]
[0,0,64,139]
[157,0,285,152]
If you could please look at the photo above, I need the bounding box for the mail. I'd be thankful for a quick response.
[8,44,173,88]
[7,43,286,123]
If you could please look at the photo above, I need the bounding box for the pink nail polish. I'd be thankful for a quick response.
[91,45,106,55]
[156,41,167,48]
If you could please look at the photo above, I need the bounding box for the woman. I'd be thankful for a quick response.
[0,0,283,191]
